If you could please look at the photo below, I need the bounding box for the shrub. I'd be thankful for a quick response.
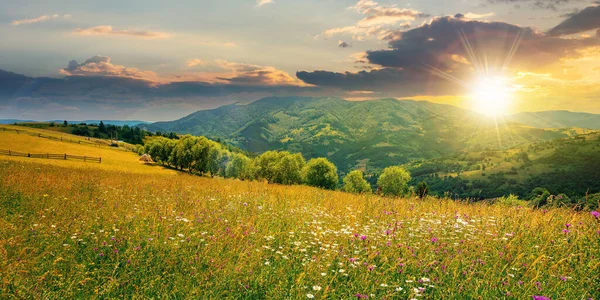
[377,166,411,196]
[416,181,429,199]
[304,158,338,190]
[343,170,372,194]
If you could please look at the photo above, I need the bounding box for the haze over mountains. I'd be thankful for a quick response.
[143,97,598,172]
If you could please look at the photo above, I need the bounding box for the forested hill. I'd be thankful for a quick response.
[143,97,569,172]
[404,131,600,201]
[506,110,600,129]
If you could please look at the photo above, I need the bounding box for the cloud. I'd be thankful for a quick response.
[463,12,496,19]
[548,5,600,36]
[319,0,428,41]
[485,0,578,10]
[11,14,70,26]
[59,56,160,82]
[215,60,305,86]
[299,15,600,96]
[0,65,322,120]
[186,59,206,67]
[256,0,274,7]
[338,41,351,48]
[352,0,427,26]
[73,25,170,38]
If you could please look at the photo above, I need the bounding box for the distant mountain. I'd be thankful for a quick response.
[0,119,35,124]
[0,119,150,126]
[49,120,151,127]
[144,97,569,172]
[507,110,600,129]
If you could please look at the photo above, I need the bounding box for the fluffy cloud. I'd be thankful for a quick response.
[59,56,160,82]
[215,60,305,86]
[73,26,170,38]
[11,14,70,26]
[319,0,428,41]
[186,59,206,67]
[256,0,274,7]
[548,5,600,36]
[299,15,600,96]
[352,0,427,26]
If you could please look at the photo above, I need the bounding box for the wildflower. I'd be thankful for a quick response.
[532,296,550,300]
[560,276,567,281]
[307,293,314,298]
[562,229,570,234]
[591,211,600,219]
[395,287,403,291]
[313,285,322,291]
[360,235,367,241]
[431,237,438,243]
[320,272,327,276]
[565,223,571,228]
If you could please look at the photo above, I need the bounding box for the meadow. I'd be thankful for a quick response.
[0,129,599,299]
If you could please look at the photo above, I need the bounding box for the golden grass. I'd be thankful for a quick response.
[1,156,599,299]
[0,126,598,298]
[0,126,175,175]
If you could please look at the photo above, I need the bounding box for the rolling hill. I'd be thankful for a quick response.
[144,97,572,172]
[506,110,600,129]
[403,131,600,200]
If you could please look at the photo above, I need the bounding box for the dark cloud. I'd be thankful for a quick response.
[485,0,579,10]
[548,5,600,36]
[338,41,351,48]
[297,67,462,96]
[298,16,600,95]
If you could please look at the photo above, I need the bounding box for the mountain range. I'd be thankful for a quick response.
[0,119,149,126]
[143,97,597,173]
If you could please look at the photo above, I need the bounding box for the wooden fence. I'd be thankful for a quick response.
[0,149,101,163]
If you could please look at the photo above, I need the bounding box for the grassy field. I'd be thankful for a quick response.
[1,129,599,299]
[0,125,174,175]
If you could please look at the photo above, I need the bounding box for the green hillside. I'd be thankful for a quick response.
[145,97,570,172]
[404,131,600,201]
[507,110,600,129]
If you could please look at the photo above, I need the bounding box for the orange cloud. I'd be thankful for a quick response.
[59,56,161,82]
[73,26,170,38]
[11,14,70,26]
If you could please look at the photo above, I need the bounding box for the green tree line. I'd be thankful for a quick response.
[143,135,414,195]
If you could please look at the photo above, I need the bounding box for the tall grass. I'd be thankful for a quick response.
[0,159,598,299]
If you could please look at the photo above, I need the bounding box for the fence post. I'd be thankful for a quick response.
[47,153,49,158]
[64,154,67,160]
[8,150,11,156]
[99,157,101,163]
[28,153,30,157]
[84,156,86,162]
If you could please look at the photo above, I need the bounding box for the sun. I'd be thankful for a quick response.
[470,77,511,117]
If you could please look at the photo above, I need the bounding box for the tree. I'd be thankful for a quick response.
[63,120,68,126]
[225,153,255,180]
[343,170,372,194]
[273,153,305,185]
[255,151,284,183]
[377,166,411,196]
[98,121,107,133]
[304,158,338,190]
[170,135,197,171]
[416,181,429,199]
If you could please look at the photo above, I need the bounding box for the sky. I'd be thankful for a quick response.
[0,0,599,121]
